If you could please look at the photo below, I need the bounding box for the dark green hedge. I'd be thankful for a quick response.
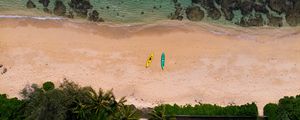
[263,103,279,120]
[0,94,25,120]
[264,95,300,120]
[4,80,300,120]
[42,81,55,91]
[0,81,140,120]
[150,102,258,119]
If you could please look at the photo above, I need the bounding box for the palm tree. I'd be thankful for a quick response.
[84,88,125,119]
[68,86,94,120]
[114,105,140,120]
[72,98,89,120]
[149,105,167,120]
[58,80,129,120]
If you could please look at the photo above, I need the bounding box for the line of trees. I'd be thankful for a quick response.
[150,103,258,119]
[264,95,300,120]
[0,80,139,120]
[26,0,104,22]
[1,80,300,120]
[0,94,24,120]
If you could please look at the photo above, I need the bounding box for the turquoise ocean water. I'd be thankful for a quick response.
[0,0,194,23]
[0,0,287,26]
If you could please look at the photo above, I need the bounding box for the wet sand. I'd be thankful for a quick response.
[0,18,300,114]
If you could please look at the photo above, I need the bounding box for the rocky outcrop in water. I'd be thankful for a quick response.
[68,0,93,18]
[26,0,36,9]
[267,0,291,14]
[37,0,51,14]
[169,0,184,20]
[267,14,283,27]
[220,0,241,21]
[23,0,300,27]
[187,0,300,27]
[286,12,299,26]
[186,6,205,21]
[253,3,268,14]
[54,0,66,16]
[43,8,51,14]
[25,0,105,23]
[240,0,254,15]
[66,11,74,18]
[88,10,104,22]
[196,0,221,20]
[38,0,50,8]
[285,1,300,26]
[207,8,221,20]
[266,0,300,26]
[238,14,264,27]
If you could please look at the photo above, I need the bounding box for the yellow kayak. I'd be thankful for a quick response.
[145,53,154,68]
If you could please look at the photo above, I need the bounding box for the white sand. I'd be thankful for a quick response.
[0,19,300,115]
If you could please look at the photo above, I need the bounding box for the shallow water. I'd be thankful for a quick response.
[0,0,191,23]
[0,0,294,26]
[0,0,241,24]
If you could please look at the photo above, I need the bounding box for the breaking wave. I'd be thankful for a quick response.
[0,15,64,20]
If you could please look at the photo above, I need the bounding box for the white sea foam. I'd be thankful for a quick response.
[0,15,64,20]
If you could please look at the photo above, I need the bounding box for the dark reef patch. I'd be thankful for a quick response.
[43,8,51,14]
[25,0,105,23]
[168,0,184,21]
[285,1,300,26]
[186,6,205,21]
[53,0,66,16]
[238,14,264,27]
[253,3,268,14]
[38,0,50,8]
[207,8,221,20]
[88,10,104,22]
[68,0,93,18]
[267,14,283,27]
[188,0,300,27]
[240,0,254,16]
[26,0,36,9]
[197,0,222,20]
[23,0,300,27]
[66,11,74,18]
[267,0,292,14]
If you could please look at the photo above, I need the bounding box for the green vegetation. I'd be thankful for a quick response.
[264,103,279,120]
[3,80,300,119]
[149,103,258,119]
[42,81,55,91]
[264,95,300,120]
[0,94,25,120]
[1,80,140,120]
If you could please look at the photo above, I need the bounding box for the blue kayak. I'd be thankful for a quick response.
[161,52,165,70]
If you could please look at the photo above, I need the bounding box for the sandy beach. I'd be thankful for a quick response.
[0,18,300,114]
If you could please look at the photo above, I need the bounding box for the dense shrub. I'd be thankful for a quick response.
[42,81,55,91]
[22,87,69,120]
[278,95,300,120]
[264,95,300,120]
[150,102,258,119]
[7,80,300,120]
[0,94,25,120]
[263,103,279,120]
[20,80,140,120]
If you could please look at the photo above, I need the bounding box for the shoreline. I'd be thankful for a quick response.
[1,14,300,37]
[1,13,300,30]
[0,18,300,115]
[0,14,64,20]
